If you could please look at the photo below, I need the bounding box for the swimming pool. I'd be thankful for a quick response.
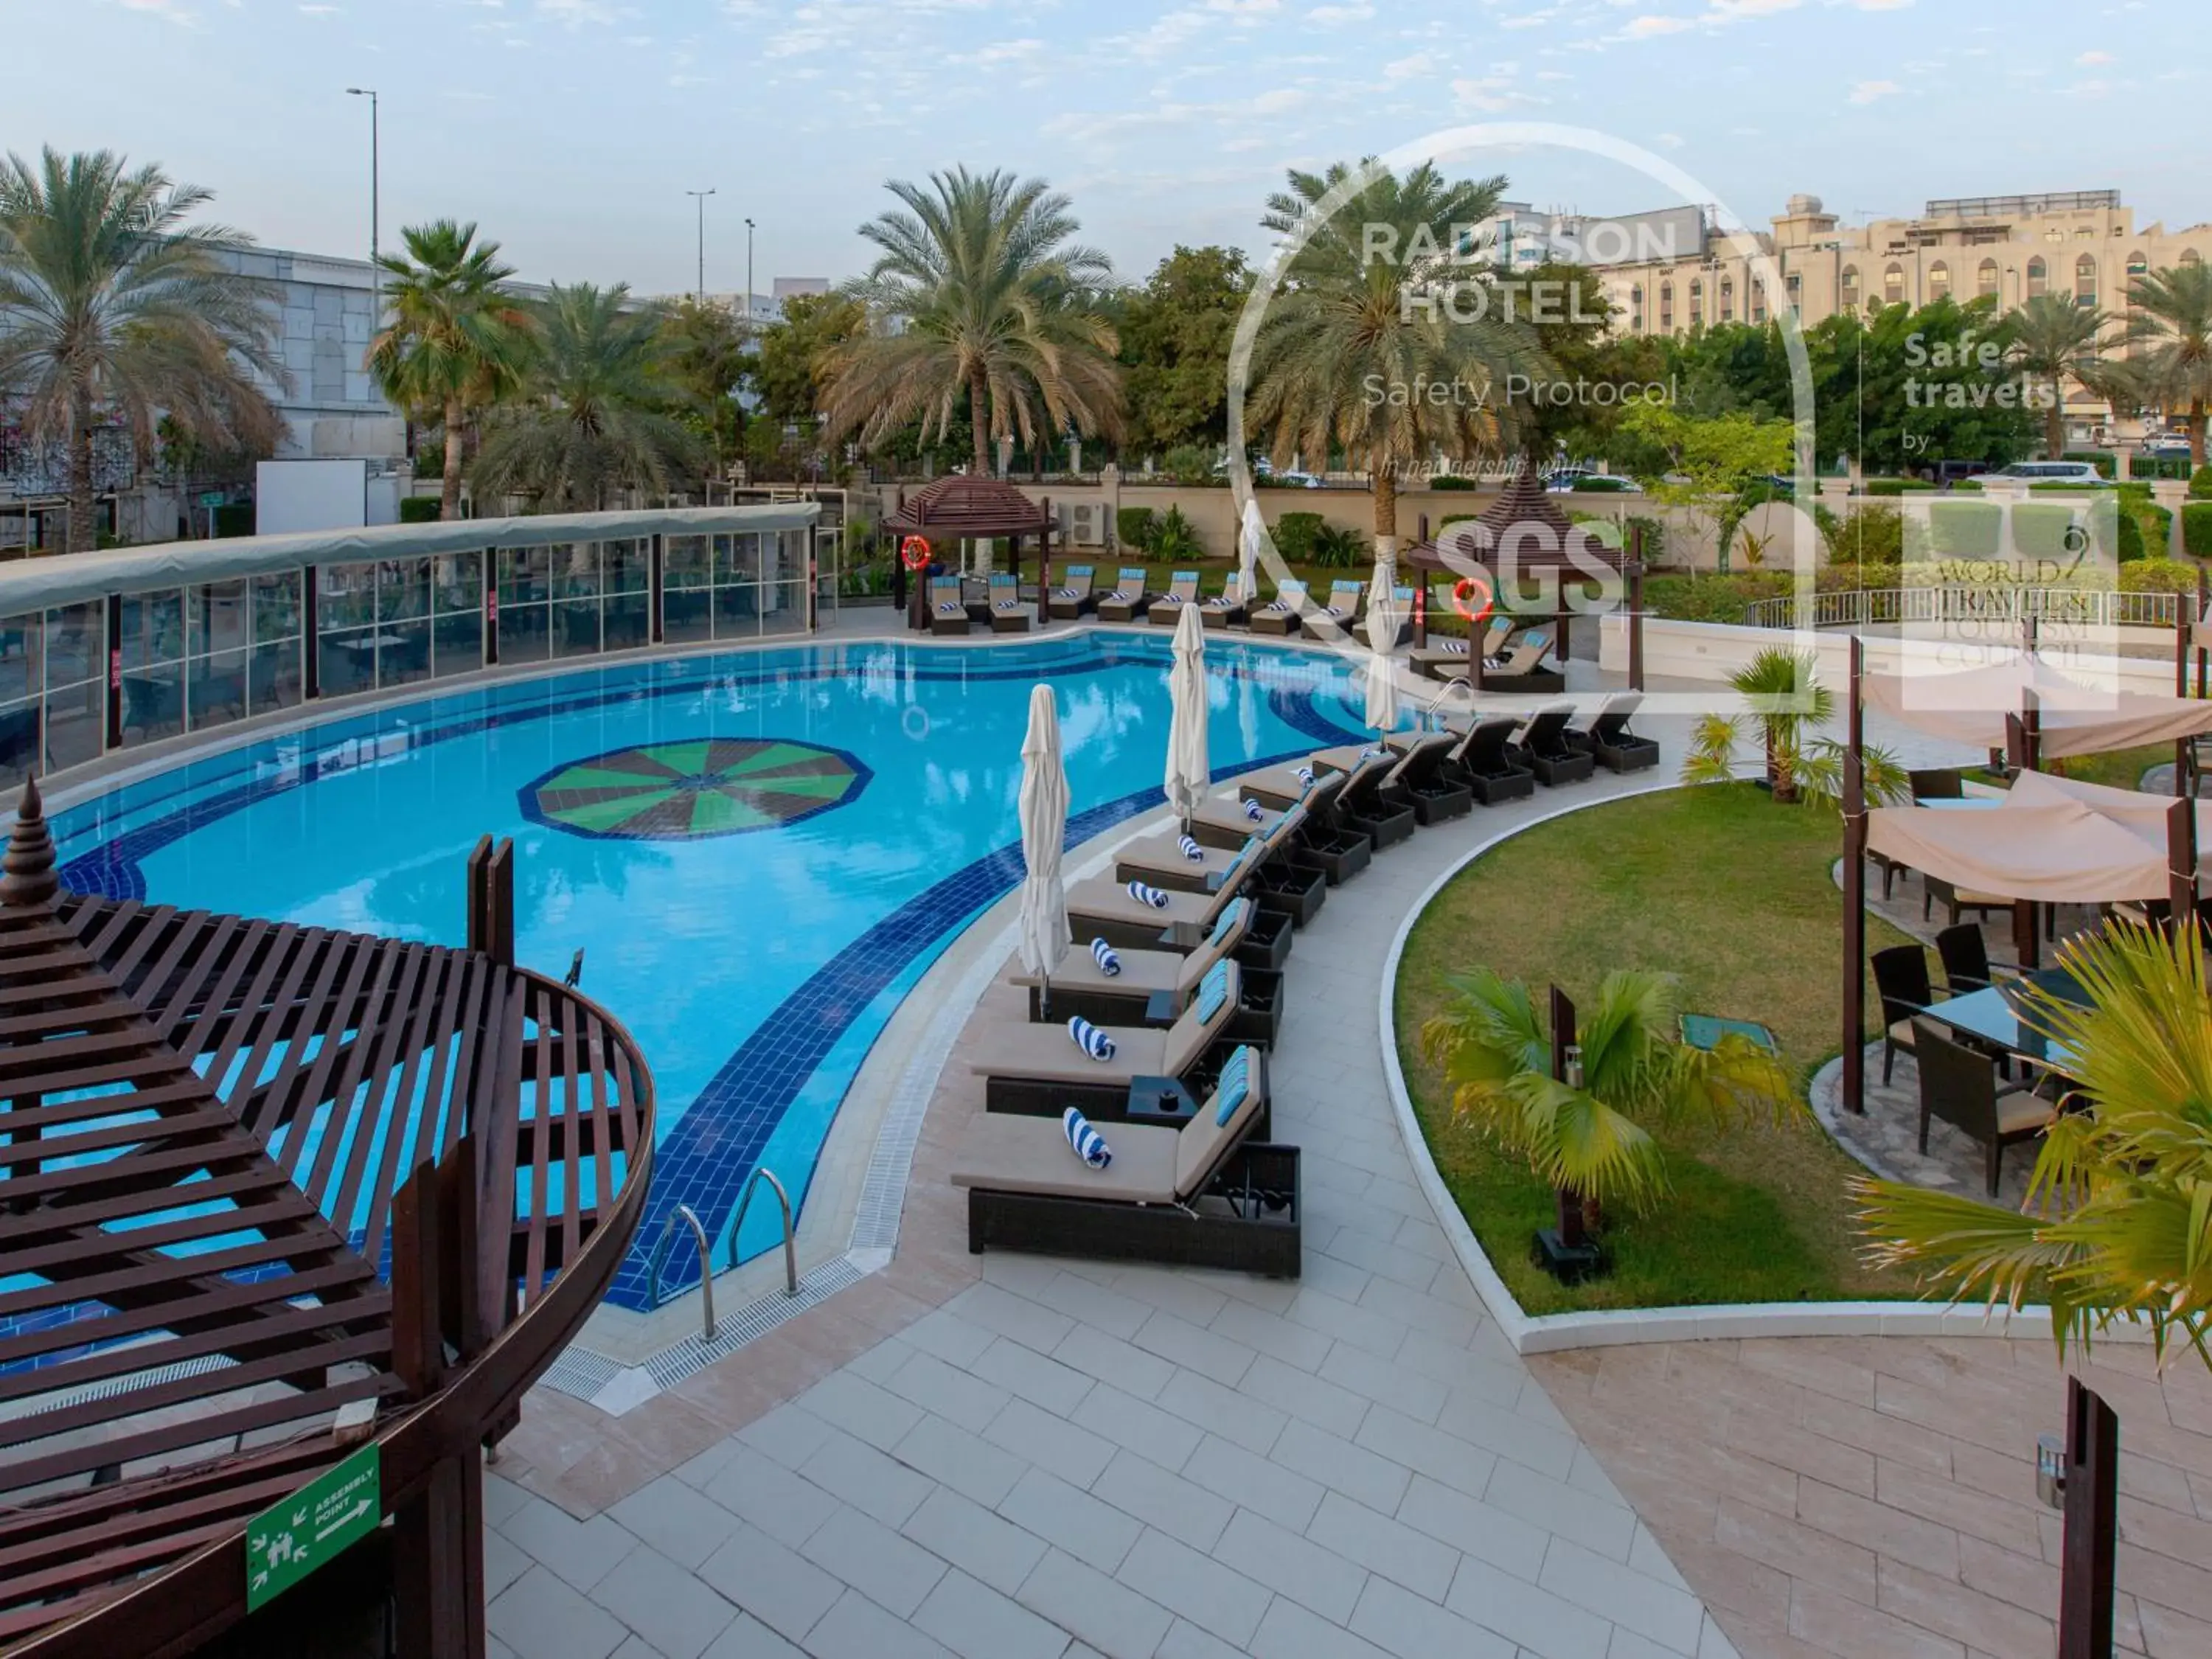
[52,631,1385,1309]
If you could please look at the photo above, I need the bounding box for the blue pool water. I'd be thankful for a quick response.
[52,632,1382,1308]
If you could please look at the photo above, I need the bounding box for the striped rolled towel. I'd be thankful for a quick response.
[1242,799,1264,822]
[1295,765,1315,787]
[1442,638,1469,655]
[1177,834,1203,861]
[1067,1016,1116,1062]
[1062,1106,1113,1168]
[1091,937,1122,976]
[1126,880,1169,908]
[1360,745,1382,759]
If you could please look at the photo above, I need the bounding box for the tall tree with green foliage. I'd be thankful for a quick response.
[660,296,751,476]
[1620,403,1795,571]
[1119,245,1251,460]
[0,147,285,553]
[1246,160,1542,571]
[2124,262,2212,467]
[752,291,866,424]
[1514,260,1672,467]
[821,167,1124,474]
[367,219,535,518]
[469,282,706,511]
[2006,293,2110,459]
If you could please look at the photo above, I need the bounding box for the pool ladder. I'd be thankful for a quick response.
[645,1167,798,1342]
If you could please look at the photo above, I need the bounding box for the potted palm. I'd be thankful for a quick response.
[1855,919,2212,1370]
[1421,968,1798,1281]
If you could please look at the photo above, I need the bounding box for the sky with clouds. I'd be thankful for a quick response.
[15,0,2205,296]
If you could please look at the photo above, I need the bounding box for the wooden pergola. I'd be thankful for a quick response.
[883,476,1056,630]
[0,781,655,1658]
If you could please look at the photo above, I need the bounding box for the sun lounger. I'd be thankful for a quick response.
[1147,571,1203,626]
[1481,626,1565,695]
[1006,896,1257,1023]
[1411,616,1512,680]
[1566,693,1658,773]
[1237,752,1367,813]
[1200,574,1249,630]
[928,575,970,636]
[1065,858,1266,950]
[1512,706,1596,785]
[1301,580,1365,640]
[1115,827,1279,895]
[967,961,1243,1113]
[1094,567,1153,624]
[1330,746,1418,849]
[1049,565,1100,619]
[1248,580,1307,637]
[1447,717,1537,804]
[1378,730,1472,824]
[950,1053,1299,1277]
[1237,765,1373,886]
[987,571,1030,633]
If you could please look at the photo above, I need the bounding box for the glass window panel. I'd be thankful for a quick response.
[497,605,551,664]
[603,590,650,651]
[549,543,599,601]
[378,619,432,686]
[249,640,302,716]
[188,650,249,731]
[378,557,432,624]
[319,563,377,633]
[713,585,760,637]
[44,676,101,773]
[188,580,249,658]
[431,611,483,677]
[254,571,302,643]
[499,546,551,606]
[714,533,761,586]
[434,552,483,614]
[0,699,37,790]
[44,603,101,690]
[552,599,601,658]
[120,588,185,670]
[317,629,375,699]
[665,535,710,591]
[121,663,184,742]
[603,538,649,594]
[661,587,711,644]
[764,579,808,636]
[0,614,39,712]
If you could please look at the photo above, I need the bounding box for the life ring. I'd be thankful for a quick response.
[900,535,933,571]
[1451,573,1495,625]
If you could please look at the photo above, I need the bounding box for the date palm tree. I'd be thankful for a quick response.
[1680,647,1911,807]
[820,167,1124,476]
[2006,293,2110,461]
[1246,161,1545,577]
[1856,919,2212,1373]
[0,147,284,554]
[470,283,707,512]
[2122,262,2212,467]
[1422,967,1796,1237]
[367,220,535,519]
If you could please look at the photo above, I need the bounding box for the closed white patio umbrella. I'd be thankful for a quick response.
[1017,684,1071,1009]
[1363,582,1400,734]
[1166,599,1211,830]
[1239,498,1264,609]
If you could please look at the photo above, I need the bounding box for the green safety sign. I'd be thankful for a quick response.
[245,1442,382,1611]
[198,492,226,507]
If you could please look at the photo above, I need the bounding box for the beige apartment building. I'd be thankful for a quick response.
[1587,189,2212,447]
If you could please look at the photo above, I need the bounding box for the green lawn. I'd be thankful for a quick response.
[1393,782,1924,1314]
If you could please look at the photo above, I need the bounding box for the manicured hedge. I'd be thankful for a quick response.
[2119,557,2204,595]
[2192,465,2212,499]
[2010,502,2084,560]
[2185,502,2212,559]
[1427,476,1478,490]
[399,497,442,524]
[1915,500,2002,558]
[1116,507,1156,553]
[1864,478,1935,496]
[1271,511,1324,563]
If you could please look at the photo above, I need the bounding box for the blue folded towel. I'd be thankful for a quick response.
[1063,1107,1113,1168]
[1208,897,1248,947]
[1242,799,1264,822]
[1197,961,1231,1023]
[1091,937,1121,976]
[1068,1016,1116,1062]
[1127,880,1169,909]
[1178,834,1203,861]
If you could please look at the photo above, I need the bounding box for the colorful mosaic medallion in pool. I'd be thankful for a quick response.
[521,737,872,840]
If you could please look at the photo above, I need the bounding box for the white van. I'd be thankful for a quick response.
[1985,460,2108,487]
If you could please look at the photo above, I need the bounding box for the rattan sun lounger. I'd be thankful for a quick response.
[1380,731,1474,824]
[1301,580,1364,640]
[1248,580,1307,637]
[928,576,971,636]
[1146,571,1203,626]
[1566,693,1659,773]
[1447,717,1537,804]
[1115,830,1272,894]
[1200,574,1249,630]
[1065,858,1262,947]
[1048,566,1100,619]
[1481,626,1565,695]
[950,1054,1298,1277]
[966,961,1242,1112]
[987,572,1031,633]
[1006,897,1256,1022]
[1094,567,1154,624]
[1512,706,1596,785]
[1411,617,1512,679]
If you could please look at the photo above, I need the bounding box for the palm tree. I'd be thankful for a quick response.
[820,167,1124,476]
[2122,262,2212,467]
[0,147,284,554]
[1421,967,1796,1243]
[1856,919,2212,1373]
[1246,161,1545,577]
[2006,293,2110,460]
[470,284,707,511]
[367,220,535,518]
[1680,647,1910,807]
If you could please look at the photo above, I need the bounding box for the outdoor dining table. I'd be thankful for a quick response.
[1917,964,2090,1074]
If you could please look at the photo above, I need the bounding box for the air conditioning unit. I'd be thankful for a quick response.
[1061,500,1107,548]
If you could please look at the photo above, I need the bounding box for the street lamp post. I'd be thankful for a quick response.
[685,188,716,307]
[745,218,756,324]
[344,88,379,319]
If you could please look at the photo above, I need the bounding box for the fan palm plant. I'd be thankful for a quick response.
[1245,161,1545,578]
[1856,919,2212,1372]
[367,220,535,518]
[2006,293,2111,461]
[1677,647,1911,807]
[1421,968,1798,1247]
[820,167,1124,476]
[0,147,285,554]
[2122,262,2212,467]
[470,284,707,511]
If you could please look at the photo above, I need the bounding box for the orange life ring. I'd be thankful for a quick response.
[1452,573,1495,625]
[900,535,933,571]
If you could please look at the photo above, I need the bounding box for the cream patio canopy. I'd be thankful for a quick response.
[1865,769,2207,905]
[1860,655,2212,762]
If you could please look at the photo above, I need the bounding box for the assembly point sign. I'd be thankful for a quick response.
[245,1442,382,1612]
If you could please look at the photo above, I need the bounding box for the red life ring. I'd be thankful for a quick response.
[1452,573,1495,625]
[900,535,933,571]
